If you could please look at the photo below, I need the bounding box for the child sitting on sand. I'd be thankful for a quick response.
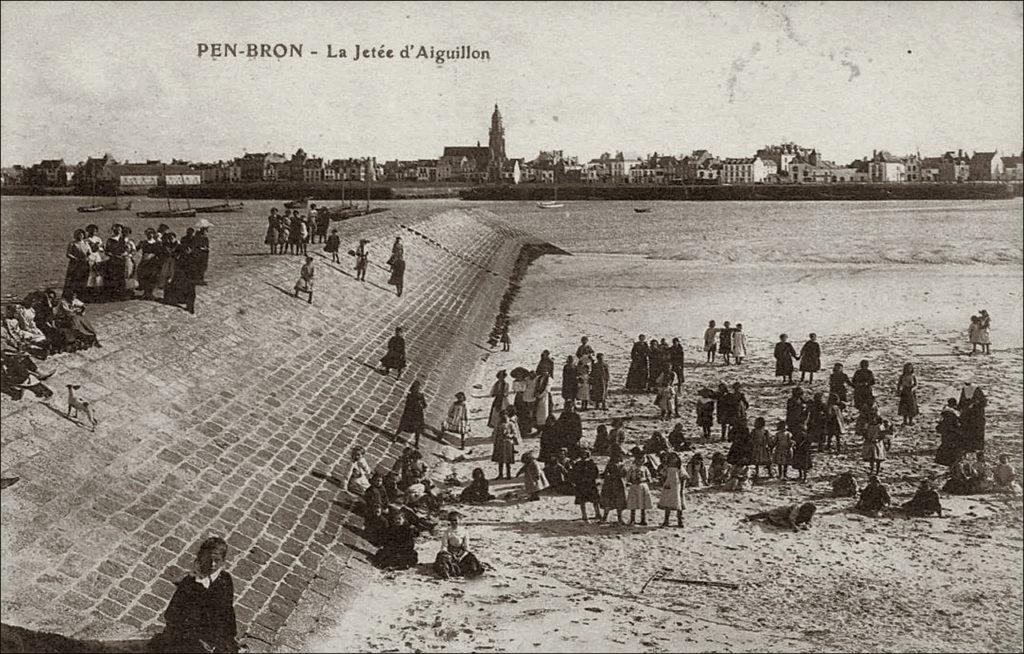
[460,468,495,504]
[708,452,730,485]
[724,465,751,491]
[994,454,1022,495]
[686,453,708,487]
[831,471,859,498]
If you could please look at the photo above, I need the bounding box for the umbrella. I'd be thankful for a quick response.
[510,367,531,379]
[194,218,214,229]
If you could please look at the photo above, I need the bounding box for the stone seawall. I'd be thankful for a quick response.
[0,209,550,650]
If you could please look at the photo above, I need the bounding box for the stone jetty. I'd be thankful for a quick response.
[0,208,556,651]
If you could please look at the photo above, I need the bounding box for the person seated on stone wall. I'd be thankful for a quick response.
[434,511,485,580]
[901,479,944,517]
[744,502,817,532]
[56,290,101,350]
[371,508,421,571]
[397,449,428,491]
[362,473,389,518]
[855,475,891,517]
[831,471,860,498]
[147,536,241,654]
[460,467,495,504]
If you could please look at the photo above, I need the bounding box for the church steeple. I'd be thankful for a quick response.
[488,103,506,162]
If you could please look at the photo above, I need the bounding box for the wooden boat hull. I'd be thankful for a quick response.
[76,206,105,213]
[537,202,564,209]
[283,199,309,209]
[194,203,244,213]
[327,207,389,221]
[634,208,652,213]
[136,209,197,218]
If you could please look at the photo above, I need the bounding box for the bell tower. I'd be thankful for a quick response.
[488,104,506,162]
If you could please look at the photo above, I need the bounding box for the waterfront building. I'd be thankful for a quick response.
[239,152,288,181]
[938,150,971,182]
[196,160,242,184]
[999,154,1023,181]
[868,150,907,183]
[969,151,1003,181]
[756,142,815,182]
[920,157,943,182]
[416,159,439,182]
[439,104,516,182]
[901,154,922,182]
[680,150,721,184]
[0,165,26,186]
[721,156,776,184]
[27,159,69,186]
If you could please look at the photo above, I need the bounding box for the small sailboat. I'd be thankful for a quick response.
[137,175,196,218]
[77,183,133,213]
[633,207,652,214]
[536,182,563,208]
[328,158,388,221]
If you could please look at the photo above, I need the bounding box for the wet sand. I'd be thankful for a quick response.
[303,227,1023,652]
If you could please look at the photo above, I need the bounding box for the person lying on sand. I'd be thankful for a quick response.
[745,502,816,532]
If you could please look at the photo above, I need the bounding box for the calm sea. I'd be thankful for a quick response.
[2,196,1021,300]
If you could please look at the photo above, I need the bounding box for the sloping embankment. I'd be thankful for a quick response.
[0,208,561,652]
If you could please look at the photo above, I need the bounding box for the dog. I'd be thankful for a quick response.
[66,384,98,430]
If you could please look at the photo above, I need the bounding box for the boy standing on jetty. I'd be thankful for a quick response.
[294,256,315,304]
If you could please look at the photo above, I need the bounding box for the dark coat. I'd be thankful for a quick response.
[773,341,798,376]
[381,335,406,370]
[799,341,821,372]
[397,391,427,433]
[149,573,237,653]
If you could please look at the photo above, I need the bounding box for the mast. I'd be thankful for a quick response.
[165,165,172,212]
[365,157,371,211]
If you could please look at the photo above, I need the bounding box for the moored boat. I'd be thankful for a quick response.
[192,203,241,213]
[136,208,197,218]
[284,198,309,209]
[634,207,652,213]
[537,201,564,209]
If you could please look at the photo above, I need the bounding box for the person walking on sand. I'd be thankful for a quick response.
[491,409,520,480]
[750,417,775,481]
[354,239,370,281]
[718,321,734,365]
[571,447,601,522]
[487,370,511,429]
[393,380,427,448]
[896,363,919,426]
[852,360,876,411]
[773,334,799,384]
[658,451,688,527]
[599,448,628,524]
[379,326,407,378]
[978,310,992,355]
[799,333,821,383]
[829,363,854,404]
[626,335,650,392]
[704,320,719,364]
[589,353,610,410]
[561,356,579,409]
[626,447,654,526]
[731,324,747,365]
[294,256,315,304]
[668,337,686,389]
[443,392,470,449]
[773,420,793,481]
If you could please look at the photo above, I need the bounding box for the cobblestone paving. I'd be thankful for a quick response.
[0,208,538,649]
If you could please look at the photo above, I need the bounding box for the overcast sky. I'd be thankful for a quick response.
[2,1,1022,166]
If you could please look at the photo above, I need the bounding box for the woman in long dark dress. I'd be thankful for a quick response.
[63,229,91,298]
[896,362,919,426]
[958,383,987,452]
[487,370,511,429]
[786,386,808,438]
[934,399,962,466]
[555,403,583,455]
[773,334,799,384]
[535,350,555,378]
[852,360,876,411]
[561,356,579,408]
[589,353,610,410]
[799,333,821,383]
[388,257,406,297]
[715,382,734,441]
[726,417,753,466]
[104,224,130,300]
[394,380,427,448]
[56,291,101,349]
[625,335,649,392]
[137,228,164,299]
[148,537,239,654]
[380,326,407,377]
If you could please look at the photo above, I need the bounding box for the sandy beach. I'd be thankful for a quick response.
[303,203,1024,653]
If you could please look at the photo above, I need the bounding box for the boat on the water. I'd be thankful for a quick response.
[327,206,389,221]
[537,201,564,209]
[284,198,309,209]
[136,208,196,219]
[194,202,244,213]
[634,207,652,213]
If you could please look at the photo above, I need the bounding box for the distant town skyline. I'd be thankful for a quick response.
[2,1,1022,167]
